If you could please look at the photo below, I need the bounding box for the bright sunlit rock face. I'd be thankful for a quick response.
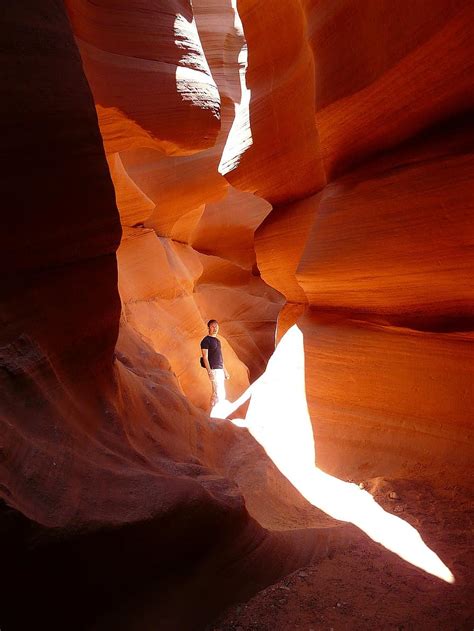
[218,0,252,175]
[174,13,221,113]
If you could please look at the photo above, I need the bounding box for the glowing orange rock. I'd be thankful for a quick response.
[300,311,473,479]
[305,0,474,178]
[240,0,474,480]
[297,126,474,328]
[221,0,326,204]
[106,153,155,228]
[65,0,221,155]
[191,187,272,269]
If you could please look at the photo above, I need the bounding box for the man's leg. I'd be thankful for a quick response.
[209,370,219,409]
[210,369,226,413]
[214,369,226,403]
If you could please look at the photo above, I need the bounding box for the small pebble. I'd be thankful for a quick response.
[298,571,308,578]
[359,482,366,489]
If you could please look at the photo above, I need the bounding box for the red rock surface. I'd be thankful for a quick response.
[65,0,221,155]
[307,0,474,178]
[221,0,326,204]
[236,1,474,483]
[1,1,473,630]
[65,0,281,409]
[297,123,474,327]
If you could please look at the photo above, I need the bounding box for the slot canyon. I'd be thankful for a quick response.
[1,1,473,629]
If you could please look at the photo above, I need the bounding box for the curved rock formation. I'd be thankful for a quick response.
[1,3,342,629]
[220,0,326,203]
[307,0,474,178]
[231,0,474,480]
[64,0,282,409]
[65,0,221,155]
[1,1,473,629]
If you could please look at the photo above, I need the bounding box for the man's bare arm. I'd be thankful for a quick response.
[201,348,212,376]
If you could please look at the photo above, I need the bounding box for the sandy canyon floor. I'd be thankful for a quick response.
[210,477,473,630]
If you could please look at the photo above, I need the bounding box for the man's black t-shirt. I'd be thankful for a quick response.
[200,335,223,369]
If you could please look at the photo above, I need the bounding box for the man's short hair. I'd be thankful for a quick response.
[207,319,218,328]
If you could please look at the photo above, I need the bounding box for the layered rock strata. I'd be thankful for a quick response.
[0,2,343,628]
[65,0,281,409]
[233,0,474,479]
[1,1,473,629]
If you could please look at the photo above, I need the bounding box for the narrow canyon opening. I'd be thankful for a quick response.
[1,2,472,630]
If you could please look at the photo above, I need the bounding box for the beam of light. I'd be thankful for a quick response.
[218,325,455,584]
[174,14,221,115]
[218,0,253,175]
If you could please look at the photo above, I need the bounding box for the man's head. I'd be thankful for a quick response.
[207,319,219,335]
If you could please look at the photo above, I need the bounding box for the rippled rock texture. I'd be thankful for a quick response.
[0,3,308,629]
[240,0,474,478]
[1,0,472,629]
[64,0,282,410]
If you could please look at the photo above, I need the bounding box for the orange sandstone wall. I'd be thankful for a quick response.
[2,2,472,627]
[65,0,282,409]
[64,0,221,155]
[236,0,474,479]
[0,4,326,628]
[221,0,326,204]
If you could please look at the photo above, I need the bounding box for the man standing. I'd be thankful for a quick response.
[200,319,230,412]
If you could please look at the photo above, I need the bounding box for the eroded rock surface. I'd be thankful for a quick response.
[235,0,474,481]
[1,1,473,629]
[65,0,281,410]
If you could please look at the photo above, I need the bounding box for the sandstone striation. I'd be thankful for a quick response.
[232,0,474,480]
[305,0,474,178]
[64,0,281,408]
[220,0,326,204]
[65,0,221,155]
[1,1,473,629]
[1,2,339,628]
